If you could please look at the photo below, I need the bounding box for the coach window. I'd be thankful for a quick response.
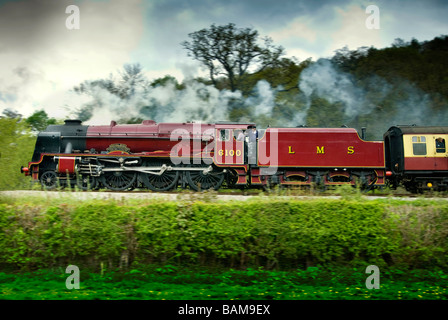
[435,137,446,153]
[412,136,427,155]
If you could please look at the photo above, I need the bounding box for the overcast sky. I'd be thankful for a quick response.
[0,0,447,119]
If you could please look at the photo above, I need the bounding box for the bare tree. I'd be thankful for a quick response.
[182,23,284,91]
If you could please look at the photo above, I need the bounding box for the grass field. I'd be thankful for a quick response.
[1,265,447,300]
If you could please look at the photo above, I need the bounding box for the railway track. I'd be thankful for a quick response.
[1,189,447,201]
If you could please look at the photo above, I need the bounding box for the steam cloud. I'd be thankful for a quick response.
[296,58,447,136]
[299,59,368,118]
[74,70,279,126]
[72,58,446,139]
[247,80,276,119]
[76,79,243,125]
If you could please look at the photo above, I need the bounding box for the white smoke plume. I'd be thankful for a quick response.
[74,73,275,126]
[298,59,370,119]
[70,63,284,128]
[71,58,446,141]
[295,58,447,137]
[246,80,276,118]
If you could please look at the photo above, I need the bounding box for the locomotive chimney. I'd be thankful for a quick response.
[361,127,366,140]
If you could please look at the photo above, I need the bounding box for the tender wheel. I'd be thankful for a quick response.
[140,163,179,191]
[186,165,224,191]
[100,171,137,191]
[40,171,58,190]
[76,174,98,191]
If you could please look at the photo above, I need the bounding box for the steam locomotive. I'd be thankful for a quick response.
[20,119,448,193]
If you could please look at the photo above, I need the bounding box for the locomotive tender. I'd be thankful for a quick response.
[20,119,448,192]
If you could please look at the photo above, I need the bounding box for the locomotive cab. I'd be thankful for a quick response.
[213,122,255,166]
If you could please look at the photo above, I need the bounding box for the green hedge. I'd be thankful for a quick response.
[0,198,447,271]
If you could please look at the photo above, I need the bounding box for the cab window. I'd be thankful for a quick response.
[412,136,427,155]
[219,129,230,141]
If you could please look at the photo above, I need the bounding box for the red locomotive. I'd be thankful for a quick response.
[20,119,447,192]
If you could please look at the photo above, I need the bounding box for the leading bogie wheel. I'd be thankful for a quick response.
[76,174,98,191]
[40,171,58,190]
